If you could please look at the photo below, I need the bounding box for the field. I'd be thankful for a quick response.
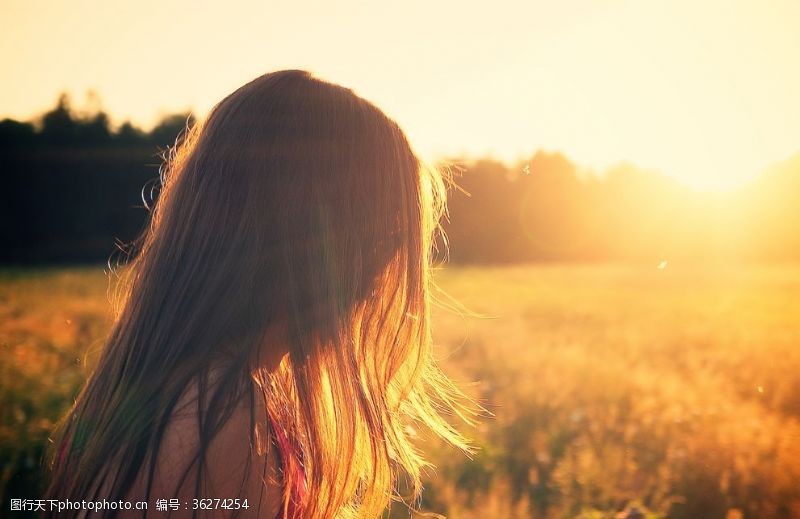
[2,264,800,518]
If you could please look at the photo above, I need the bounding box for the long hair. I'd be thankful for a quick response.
[45,69,476,518]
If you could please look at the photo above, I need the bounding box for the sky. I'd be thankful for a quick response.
[2,0,799,191]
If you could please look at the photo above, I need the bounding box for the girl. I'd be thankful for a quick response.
[45,70,475,518]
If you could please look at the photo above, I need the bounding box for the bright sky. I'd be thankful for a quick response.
[2,0,799,191]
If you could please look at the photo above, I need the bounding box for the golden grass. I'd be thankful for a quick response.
[2,264,799,518]
[423,263,800,518]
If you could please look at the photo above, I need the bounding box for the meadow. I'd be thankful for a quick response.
[2,264,799,518]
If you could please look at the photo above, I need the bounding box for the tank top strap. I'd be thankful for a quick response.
[266,406,307,518]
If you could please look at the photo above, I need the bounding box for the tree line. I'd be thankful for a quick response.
[441,151,800,263]
[1,94,798,264]
[0,94,195,263]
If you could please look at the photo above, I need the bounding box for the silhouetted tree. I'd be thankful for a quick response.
[40,94,78,145]
[149,112,196,149]
[115,121,147,145]
[79,112,112,145]
[0,119,36,148]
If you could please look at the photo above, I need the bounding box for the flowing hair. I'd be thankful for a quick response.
[45,70,477,518]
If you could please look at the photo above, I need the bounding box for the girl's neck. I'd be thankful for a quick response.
[252,321,291,373]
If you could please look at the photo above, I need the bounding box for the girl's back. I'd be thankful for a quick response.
[103,372,285,518]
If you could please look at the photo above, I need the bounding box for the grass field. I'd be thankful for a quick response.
[2,264,799,518]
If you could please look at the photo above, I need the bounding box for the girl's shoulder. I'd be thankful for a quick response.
[122,371,283,518]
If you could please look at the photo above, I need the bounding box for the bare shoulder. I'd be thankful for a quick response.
[121,374,283,518]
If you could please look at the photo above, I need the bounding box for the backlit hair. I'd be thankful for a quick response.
[45,70,476,518]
